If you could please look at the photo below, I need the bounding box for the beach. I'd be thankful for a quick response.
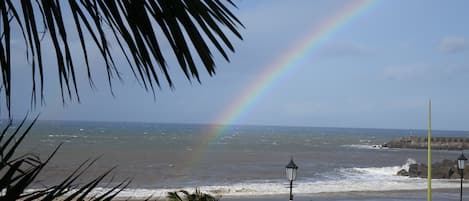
[223,190,458,201]
[112,189,468,201]
[222,190,464,201]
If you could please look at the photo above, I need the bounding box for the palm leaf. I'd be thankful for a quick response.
[167,191,184,201]
[0,0,244,114]
[167,188,220,201]
[0,117,129,201]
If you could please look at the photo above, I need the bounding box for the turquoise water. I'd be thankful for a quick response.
[8,120,469,199]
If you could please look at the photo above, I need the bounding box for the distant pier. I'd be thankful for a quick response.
[384,136,469,150]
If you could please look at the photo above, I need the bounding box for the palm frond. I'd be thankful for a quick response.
[0,117,129,200]
[167,191,184,201]
[167,188,220,201]
[0,0,244,115]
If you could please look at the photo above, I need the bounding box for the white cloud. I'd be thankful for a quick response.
[439,36,469,54]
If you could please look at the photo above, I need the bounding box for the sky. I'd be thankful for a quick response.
[7,0,469,130]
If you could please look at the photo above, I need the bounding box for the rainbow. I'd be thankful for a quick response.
[187,0,377,166]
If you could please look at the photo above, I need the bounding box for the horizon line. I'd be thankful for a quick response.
[4,118,469,132]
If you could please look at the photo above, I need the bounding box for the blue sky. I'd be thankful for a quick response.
[8,0,469,130]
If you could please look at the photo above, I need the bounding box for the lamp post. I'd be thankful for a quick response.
[458,152,467,201]
[286,157,298,201]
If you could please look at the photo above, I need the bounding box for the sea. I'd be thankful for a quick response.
[8,120,469,200]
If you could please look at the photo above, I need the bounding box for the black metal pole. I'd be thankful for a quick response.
[289,180,293,201]
[461,171,464,201]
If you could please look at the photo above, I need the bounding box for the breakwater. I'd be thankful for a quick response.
[384,136,469,150]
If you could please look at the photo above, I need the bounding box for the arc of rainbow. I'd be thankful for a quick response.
[187,0,377,166]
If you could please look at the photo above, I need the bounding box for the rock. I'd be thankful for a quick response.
[397,169,409,176]
[433,159,455,179]
[398,159,469,179]
[408,163,426,178]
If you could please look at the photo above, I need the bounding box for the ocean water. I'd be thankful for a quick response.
[9,120,469,200]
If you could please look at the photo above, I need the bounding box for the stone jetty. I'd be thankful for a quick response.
[383,136,469,150]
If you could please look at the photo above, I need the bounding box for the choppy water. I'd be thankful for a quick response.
[8,120,469,199]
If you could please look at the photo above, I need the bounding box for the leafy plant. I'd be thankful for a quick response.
[167,188,220,201]
[0,116,130,201]
[0,0,244,115]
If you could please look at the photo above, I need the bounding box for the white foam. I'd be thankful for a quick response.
[342,144,388,150]
[54,177,456,199]
[25,178,457,199]
[48,134,78,138]
[339,158,417,180]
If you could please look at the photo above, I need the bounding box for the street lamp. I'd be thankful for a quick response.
[286,157,298,201]
[458,152,467,201]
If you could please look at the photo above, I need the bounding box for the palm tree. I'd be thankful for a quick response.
[167,188,220,201]
[0,0,243,200]
[0,0,244,117]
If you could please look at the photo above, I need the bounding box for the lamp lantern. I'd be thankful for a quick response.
[458,152,467,171]
[285,157,298,201]
[457,152,467,201]
[286,158,298,181]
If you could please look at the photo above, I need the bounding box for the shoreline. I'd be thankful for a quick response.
[109,187,469,201]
